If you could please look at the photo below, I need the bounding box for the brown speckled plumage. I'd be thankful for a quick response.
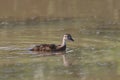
[29,34,74,52]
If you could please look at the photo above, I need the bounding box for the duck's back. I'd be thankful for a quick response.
[30,44,57,51]
[30,43,66,52]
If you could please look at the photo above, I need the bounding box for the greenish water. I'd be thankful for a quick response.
[0,20,120,80]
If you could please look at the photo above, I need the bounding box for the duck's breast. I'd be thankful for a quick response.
[55,45,66,51]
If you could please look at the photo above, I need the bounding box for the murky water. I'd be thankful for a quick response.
[0,20,120,80]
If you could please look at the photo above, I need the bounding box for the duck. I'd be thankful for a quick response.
[29,34,74,52]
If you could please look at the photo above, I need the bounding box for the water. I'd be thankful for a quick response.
[0,20,120,80]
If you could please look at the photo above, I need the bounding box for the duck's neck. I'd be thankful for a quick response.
[61,39,66,47]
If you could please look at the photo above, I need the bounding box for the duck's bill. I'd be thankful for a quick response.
[70,38,74,41]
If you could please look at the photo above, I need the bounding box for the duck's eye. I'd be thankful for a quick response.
[68,36,71,39]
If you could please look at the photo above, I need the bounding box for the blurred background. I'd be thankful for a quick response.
[0,0,120,25]
[0,0,120,80]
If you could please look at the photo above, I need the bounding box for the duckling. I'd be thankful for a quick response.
[29,34,74,52]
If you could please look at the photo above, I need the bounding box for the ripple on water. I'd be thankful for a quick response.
[0,46,28,51]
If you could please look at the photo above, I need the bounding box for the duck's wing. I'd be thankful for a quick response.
[30,44,57,51]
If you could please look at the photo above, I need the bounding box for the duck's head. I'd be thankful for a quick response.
[63,34,74,41]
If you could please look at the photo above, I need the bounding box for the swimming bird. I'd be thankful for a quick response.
[29,34,74,52]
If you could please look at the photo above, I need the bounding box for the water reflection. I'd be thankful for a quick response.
[62,54,72,67]
[29,51,72,67]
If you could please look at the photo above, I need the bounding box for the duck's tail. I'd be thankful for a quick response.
[29,48,34,51]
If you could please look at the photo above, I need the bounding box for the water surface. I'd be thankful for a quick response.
[0,20,120,80]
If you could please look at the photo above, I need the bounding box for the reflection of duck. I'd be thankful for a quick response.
[62,55,72,67]
[30,34,74,52]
